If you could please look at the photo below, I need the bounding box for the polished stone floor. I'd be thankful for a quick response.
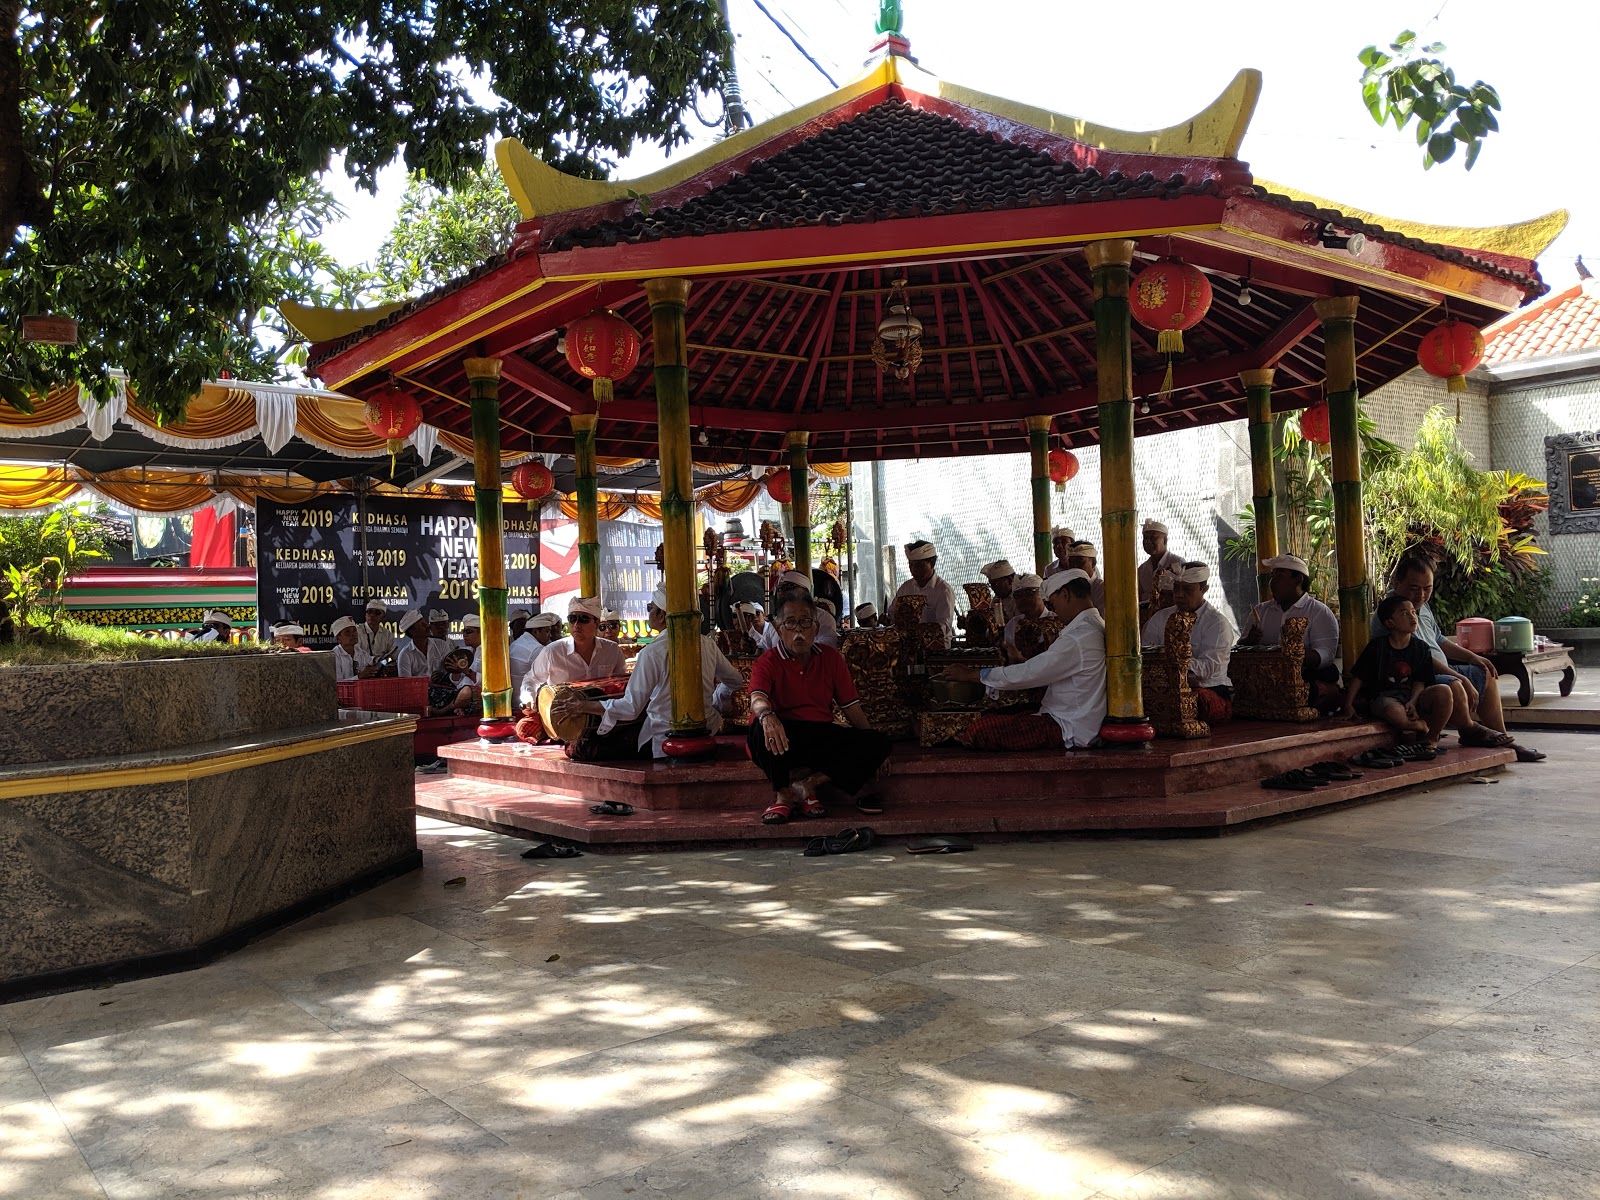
[4,731,1597,1199]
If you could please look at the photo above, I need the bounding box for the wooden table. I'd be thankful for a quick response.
[1490,645,1576,707]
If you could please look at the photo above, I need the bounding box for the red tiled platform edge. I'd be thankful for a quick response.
[424,721,1514,847]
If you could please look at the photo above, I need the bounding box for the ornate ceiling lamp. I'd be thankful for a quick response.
[871,277,924,381]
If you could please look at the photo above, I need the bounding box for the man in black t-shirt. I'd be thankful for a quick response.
[1342,594,1453,751]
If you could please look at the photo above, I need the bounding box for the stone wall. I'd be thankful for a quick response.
[1366,367,1492,463]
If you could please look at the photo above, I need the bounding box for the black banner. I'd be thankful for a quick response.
[256,495,539,647]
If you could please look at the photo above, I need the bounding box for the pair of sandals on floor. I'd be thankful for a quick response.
[762,775,885,825]
[1260,760,1365,791]
[1459,726,1545,762]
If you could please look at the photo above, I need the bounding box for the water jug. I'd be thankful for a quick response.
[1494,616,1534,654]
[1454,618,1495,655]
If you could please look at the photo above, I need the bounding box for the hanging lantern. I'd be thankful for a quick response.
[1047,448,1080,493]
[1417,320,1485,395]
[870,277,924,382]
[1129,260,1212,399]
[765,469,792,504]
[363,385,423,474]
[511,461,555,506]
[1299,401,1331,445]
[564,309,641,403]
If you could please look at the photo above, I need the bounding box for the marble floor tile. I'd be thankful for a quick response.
[0,1099,107,1199]
[1105,1091,1600,1200]
[473,910,757,975]
[0,1030,45,1109]
[229,913,488,983]
[439,1030,836,1194]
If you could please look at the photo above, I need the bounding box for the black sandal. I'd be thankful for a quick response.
[803,827,877,857]
[588,801,635,816]
[1261,770,1318,792]
[1306,761,1361,781]
[906,835,975,854]
[1351,750,1401,769]
[521,842,582,859]
[1392,744,1437,762]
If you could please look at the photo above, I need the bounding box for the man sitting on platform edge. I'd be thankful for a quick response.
[940,568,1107,752]
[750,591,892,825]
[1141,561,1236,723]
[1239,554,1342,711]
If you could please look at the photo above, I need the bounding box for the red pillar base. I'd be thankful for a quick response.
[663,730,718,761]
[1098,718,1155,747]
[477,719,519,744]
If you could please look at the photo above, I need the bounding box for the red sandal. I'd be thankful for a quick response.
[761,798,795,825]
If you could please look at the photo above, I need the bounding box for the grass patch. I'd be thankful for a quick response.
[0,621,269,666]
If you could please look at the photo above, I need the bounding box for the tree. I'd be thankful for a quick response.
[1359,31,1502,170]
[1,2,732,421]
[372,168,522,303]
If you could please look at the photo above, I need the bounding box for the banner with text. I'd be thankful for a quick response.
[256,496,538,646]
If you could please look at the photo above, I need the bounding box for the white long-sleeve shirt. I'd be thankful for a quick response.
[1245,592,1340,668]
[598,633,743,758]
[1143,602,1236,689]
[396,637,452,678]
[508,632,541,687]
[980,608,1107,749]
[893,573,959,639]
[815,606,840,648]
[519,636,628,708]
[1137,551,1187,608]
[356,623,396,661]
[332,644,373,682]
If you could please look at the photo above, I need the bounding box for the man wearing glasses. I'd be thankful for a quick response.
[598,608,624,642]
[518,595,627,708]
[749,592,892,825]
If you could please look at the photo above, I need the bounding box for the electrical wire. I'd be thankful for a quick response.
[749,0,839,88]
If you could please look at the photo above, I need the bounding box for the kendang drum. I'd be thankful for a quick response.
[537,676,630,744]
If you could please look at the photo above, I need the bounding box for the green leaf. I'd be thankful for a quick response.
[1465,138,1483,170]
[1428,132,1457,163]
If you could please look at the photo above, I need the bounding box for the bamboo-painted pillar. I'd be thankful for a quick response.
[1026,414,1053,575]
[788,430,812,579]
[464,356,516,741]
[571,412,601,596]
[1317,294,1367,669]
[644,278,713,757]
[1086,239,1153,744]
[1240,368,1279,601]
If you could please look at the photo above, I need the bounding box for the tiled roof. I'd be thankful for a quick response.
[1483,278,1600,365]
[543,99,1228,252]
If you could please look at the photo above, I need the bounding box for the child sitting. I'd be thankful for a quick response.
[1342,594,1453,752]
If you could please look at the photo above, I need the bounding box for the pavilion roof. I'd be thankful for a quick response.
[289,44,1566,470]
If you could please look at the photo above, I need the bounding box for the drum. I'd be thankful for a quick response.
[536,675,630,744]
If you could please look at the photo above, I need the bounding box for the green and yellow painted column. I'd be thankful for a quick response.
[1086,239,1153,744]
[464,356,516,740]
[1025,414,1053,575]
[1240,368,1279,602]
[571,411,601,597]
[788,430,811,580]
[645,278,714,758]
[1316,295,1368,669]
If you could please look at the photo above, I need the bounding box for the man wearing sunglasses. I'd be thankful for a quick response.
[597,608,624,641]
[749,593,891,824]
[518,595,627,708]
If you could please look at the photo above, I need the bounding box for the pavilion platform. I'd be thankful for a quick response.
[418,720,1514,849]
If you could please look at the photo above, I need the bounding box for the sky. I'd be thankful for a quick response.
[320,0,1600,293]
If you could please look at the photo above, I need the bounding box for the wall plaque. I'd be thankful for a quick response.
[1544,431,1600,534]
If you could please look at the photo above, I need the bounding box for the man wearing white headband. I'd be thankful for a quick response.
[1138,519,1185,615]
[980,559,1018,621]
[1044,527,1076,578]
[518,595,627,708]
[774,570,840,648]
[396,608,452,678]
[734,600,780,653]
[598,608,623,640]
[1142,561,1237,723]
[559,585,742,760]
[999,573,1048,663]
[853,602,879,630]
[272,622,308,650]
[941,568,1107,751]
[330,615,377,682]
[427,608,452,641]
[892,539,958,640]
[509,610,555,688]
[358,599,397,662]
[1241,554,1342,710]
[187,609,233,643]
[460,613,483,681]
[1066,540,1107,614]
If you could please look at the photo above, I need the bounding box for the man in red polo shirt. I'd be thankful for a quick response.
[749,593,892,825]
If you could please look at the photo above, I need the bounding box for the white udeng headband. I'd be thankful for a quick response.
[1173,562,1210,584]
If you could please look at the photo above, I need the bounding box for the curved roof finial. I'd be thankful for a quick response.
[874,0,904,36]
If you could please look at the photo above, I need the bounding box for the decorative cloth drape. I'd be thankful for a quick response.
[0,466,81,512]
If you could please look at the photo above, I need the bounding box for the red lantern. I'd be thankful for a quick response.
[511,461,555,503]
[1299,401,1331,445]
[565,309,641,402]
[1417,320,1485,394]
[765,470,792,505]
[362,386,422,444]
[1047,448,1079,486]
[1129,260,1212,354]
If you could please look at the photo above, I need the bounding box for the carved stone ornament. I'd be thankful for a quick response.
[1544,431,1600,534]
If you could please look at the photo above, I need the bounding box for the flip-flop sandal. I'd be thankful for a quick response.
[854,795,886,815]
[906,835,975,854]
[761,799,795,825]
[1306,761,1361,780]
[1392,744,1437,762]
[803,827,878,857]
[588,801,635,816]
[1513,744,1547,763]
[1261,771,1318,792]
[1461,728,1515,748]
[521,842,582,859]
[1351,750,1400,769]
